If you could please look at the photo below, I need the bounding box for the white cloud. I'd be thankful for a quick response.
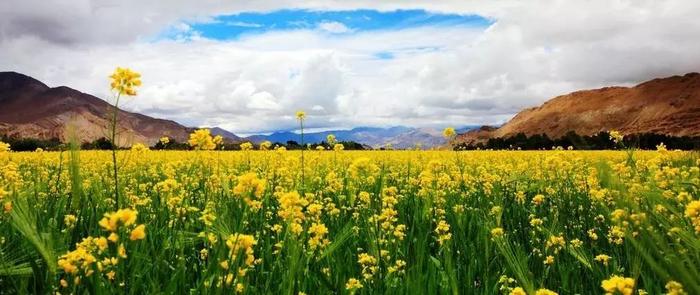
[1,1,700,134]
[317,21,352,33]
[226,21,263,28]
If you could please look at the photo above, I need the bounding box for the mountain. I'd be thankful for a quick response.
[244,126,475,149]
[0,71,219,145]
[458,72,700,144]
[209,127,242,142]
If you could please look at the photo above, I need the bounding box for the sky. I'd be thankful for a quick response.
[1,0,700,134]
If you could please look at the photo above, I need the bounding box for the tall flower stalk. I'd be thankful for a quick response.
[443,127,456,150]
[108,67,141,209]
[296,110,306,190]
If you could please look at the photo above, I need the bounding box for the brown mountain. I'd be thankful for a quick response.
[458,72,700,144]
[0,71,198,145]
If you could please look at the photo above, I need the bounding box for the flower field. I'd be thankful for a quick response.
[0,147,698,294]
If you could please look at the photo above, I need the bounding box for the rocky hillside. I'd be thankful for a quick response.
[0,71,198,146]
[459,72,700,144]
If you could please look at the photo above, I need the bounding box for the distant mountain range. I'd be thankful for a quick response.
[243,126,477,149]
[5,70,696,150]
[458,72,700,144]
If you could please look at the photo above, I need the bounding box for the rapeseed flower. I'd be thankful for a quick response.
[0,141,9,152]
[346,278,363,290]
[130,224,146,240]
[109,67,141,96]
[601,275,635,295]
[188,129,217,150]
[684,200,700,233]
[442,127,456,139]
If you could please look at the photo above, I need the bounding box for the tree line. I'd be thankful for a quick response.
[0,136,367,151]
[455,131,700,150]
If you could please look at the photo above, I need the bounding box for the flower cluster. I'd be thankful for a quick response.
[109,67,141,96]
[57,208,146,288]
[601,275,635,295]
[233,173,266,210]
[0,141,9,152]
[188,129,218,150]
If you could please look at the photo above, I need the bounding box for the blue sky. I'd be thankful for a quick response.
[178,9,493,40]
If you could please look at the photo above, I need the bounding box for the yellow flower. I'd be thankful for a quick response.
[435,220,452,245]
[277,191,308,234]
[510,287,527,295]
[119,209,138,226]
[118,244,127,258]
[130,143,149,153]
[491,227,504,238]
[308,222,329,250]
[130,224,146,240]
[595,254,611,266]
[601,275,635,295]
[326,134,336,145]
[532,194,545,206]
[535,288,558,295]
[233,173,266,203]
[95,237,108,251]
[544,255,554,265]
[64,214,77,228]
[545,234,565,252]
[665,281,686,295]
[345,278,363,290]
[357,253,378,279]
[109,67,141,96]
[608,130,624,144]
[225,233,257,266]
[296,110,306,120]
[656,142,667,152]
[213,135,224,146]
[99,208,138,232]
[240,142,254,151]
[188,129,217,150]
[684,200,700,233]
[0,141,10,152]
[442,127,456,139]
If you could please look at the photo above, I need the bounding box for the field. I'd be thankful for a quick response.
[0,147,699,294]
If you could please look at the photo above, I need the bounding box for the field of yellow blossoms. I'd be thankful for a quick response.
[0,141,698,294]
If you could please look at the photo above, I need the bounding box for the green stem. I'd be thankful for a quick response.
[300,119,305,191]
[111,93,121,210]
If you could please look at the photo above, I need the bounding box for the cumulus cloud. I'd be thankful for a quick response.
[1,0,700,134]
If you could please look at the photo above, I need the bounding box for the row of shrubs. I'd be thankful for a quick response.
[455,131,700,150]
[0,136,367,151]
[4,132,700,151]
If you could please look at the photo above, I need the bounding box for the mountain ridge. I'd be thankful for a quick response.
[458,72,700,144]
[242,126,479,149]
[0,71,198,145]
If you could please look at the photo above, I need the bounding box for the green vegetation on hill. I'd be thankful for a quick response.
[457,131,700,150]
